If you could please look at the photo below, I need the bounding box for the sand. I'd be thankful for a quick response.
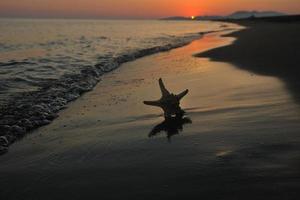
[1,23,300,200]
[199,20,300,102]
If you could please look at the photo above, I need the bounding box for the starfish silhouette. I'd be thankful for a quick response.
[143,78,189,118]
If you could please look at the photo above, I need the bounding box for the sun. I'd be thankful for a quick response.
[191,16,195,20]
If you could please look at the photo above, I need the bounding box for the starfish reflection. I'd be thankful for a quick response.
[148,114,192,141]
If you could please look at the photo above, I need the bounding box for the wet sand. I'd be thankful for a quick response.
[199,19,300,103]
[1,27,300,199]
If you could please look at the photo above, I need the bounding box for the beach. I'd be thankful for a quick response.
[199,18,300,103]
[1,20,300,200]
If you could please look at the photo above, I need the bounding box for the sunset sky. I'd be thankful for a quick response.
[0,0,299,19]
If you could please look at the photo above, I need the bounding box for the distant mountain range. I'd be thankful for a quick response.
[227,11,285,19]
[161,11,286,20]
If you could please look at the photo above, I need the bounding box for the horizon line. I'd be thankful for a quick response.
[0,10,298,21]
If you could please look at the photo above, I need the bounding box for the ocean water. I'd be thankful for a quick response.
[0,19,234,148]
[0,19,229,104]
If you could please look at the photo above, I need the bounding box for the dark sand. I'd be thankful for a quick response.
[198,19,300,103]
[1,22,300,200]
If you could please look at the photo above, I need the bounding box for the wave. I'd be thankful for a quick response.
[0,32,207,154]
[0,61,35,67]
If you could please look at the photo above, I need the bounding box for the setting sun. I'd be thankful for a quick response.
[0,0,299,18]
[191,16,195,20]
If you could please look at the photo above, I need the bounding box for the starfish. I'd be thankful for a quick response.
[143,78,189,118]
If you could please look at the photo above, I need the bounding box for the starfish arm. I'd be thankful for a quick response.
[159,78,170,97]
[143,100,162,107]
[176,89,189,100]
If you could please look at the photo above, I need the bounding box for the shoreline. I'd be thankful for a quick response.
[1,25,300,199]
[0,25,242,155]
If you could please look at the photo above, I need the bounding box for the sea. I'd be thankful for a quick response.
[0,19,233,131]
[0,19,229,105]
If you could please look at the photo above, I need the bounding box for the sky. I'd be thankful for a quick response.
[0,0,299,19]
